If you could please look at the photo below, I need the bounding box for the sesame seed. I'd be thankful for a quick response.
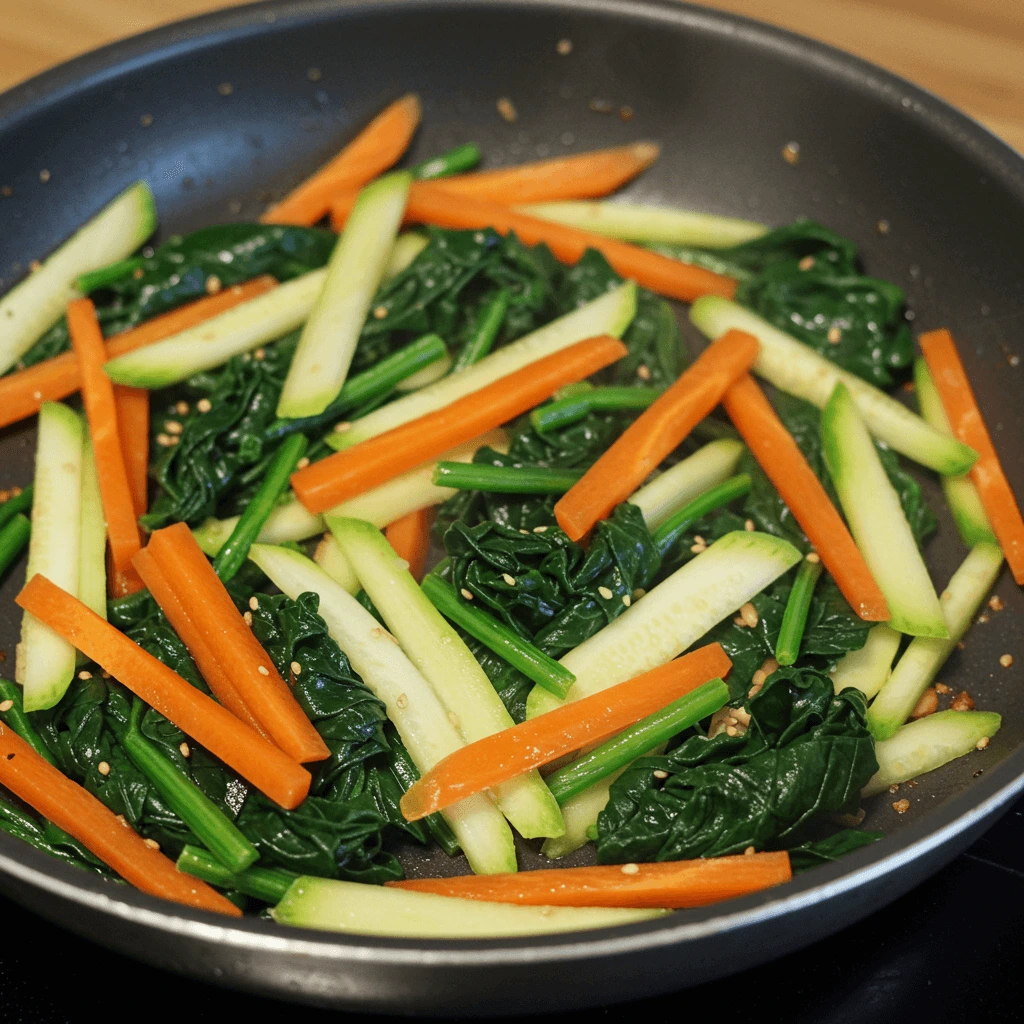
[197,398,212,413]
[176,400,190,416]
[935,682,952,695]
[249,597,259,610]
[798,255,815,271]
[781,142,800,165]
[290,661,302,676]
[164,420,183,435]
[744,846,756,855]
[888,784,900,794]
[370,627,384,639]
[39,169,51,183]
[460,588,474,600]
[693,535,704,545]
[892,799,910,814]
[950,690,976,712]
[205,274,222,295]
[179,742,190,757]
[690,542,707,554]
[218,82,234,96]
[620,863,640,875]
[243,611,253,626]
[0,186,10,196]
[726,725,738,737]
[396,693,409,709]
[976,736,990,750]
[989,595,1005,611]
[739,602,759,628]
[29,260,41,273]
[619,106,634,122]
[373,305,388,319]
[533,525,549,533]
[78,670,92,680]
[144,838,161,850]
[140,114,153,127]
[622,594,631,607]
[156,433,173,447]
[876,219,890,235]
[653,769,668,779]
[116,814,128,826]
[307,67,322,81]
[333,421,352,433]
[295,457,310,469]
[520,529,531,535]
[1000,654,1014,668]
[496,97,518,122]
[806,551,821,563]
[502,573,517,586]
[827,326,842,344]
[556,38,573,55]
[636,364,651,381]
[101,670,111,679]
[257,665,270,676]
[97,761,111,776]
[0,700,13,713]
[254,348,265,360]
[744,519,755,531]
[598,586,614,599]
[977,612,989,623]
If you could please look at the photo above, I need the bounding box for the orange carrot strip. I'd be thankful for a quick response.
[0,720,241,916]
[67,299,141,574]
[0,277,277,430]
[723,373,891,621]
[555,330,759,541]
[132,547,270,740]
[328,142,660,227]
[14,574,311,809]
[385,507,433,582]
[107,556,146,599]
[261,93,421,225]
[331,182,736,302]
[399,643,730,820]
[115,385,149,519]
[920,329,1024,583]
[387,851,792,909]
[145,523,330,764]
[292,335,628,514]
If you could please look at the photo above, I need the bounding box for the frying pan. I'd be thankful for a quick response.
[1,0,1023,1014]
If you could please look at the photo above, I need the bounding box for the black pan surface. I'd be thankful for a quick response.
[1,0,1023,1014]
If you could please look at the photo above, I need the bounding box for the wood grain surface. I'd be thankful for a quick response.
[0,0,1022,153]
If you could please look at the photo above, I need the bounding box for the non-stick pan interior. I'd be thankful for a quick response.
[1,0,1023,1013]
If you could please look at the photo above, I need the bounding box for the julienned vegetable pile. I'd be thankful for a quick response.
[0,92,1018,939]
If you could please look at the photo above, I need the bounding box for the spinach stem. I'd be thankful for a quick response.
[545,678,729,805]
[421,572,575,699]
[0,513,30,579]
[530,386,662,434]
[0,679,58,766]
[388,737,461,856]
[123,699,259,873]
[412,143,482,180]
[432,462,583,494]
[774,555,824,666]
[453,289,510,372]
[263,333,448,441]
[213,434,308,582]
[651,473,752,557]
[0,484,33,532]
[76,256,145,294]
[176,844,295,904]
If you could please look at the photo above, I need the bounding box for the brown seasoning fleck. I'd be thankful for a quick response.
[892,799,911,814]
[950,690,976,711]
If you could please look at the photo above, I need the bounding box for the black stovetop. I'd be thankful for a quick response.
[5,796,1024,1023]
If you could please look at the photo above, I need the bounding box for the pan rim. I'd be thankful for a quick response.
[1,0,1023,974]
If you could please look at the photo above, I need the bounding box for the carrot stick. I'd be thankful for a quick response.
[115,385,149,518]
[145,523,330,765]
[291,335,628,514]
[14,574,311,809]
[331,182,736,303]
[385,507,433,581]
[920,328,1024,584]
[261,93,421,226]
[107,556,146,599]
[67,299,141,574]
[399,643,730,820]
[722,373,892,621]
[555,330,759,541]
[0,720,241,916]
[388,851,792,908]
[329,143,660,227]
[132,547,270,739]
[0,277,277,430]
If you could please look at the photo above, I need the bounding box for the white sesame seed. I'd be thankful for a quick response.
[653,769,668,779]
[620,863,640,875]
[249,597,259,611]
[156,433,173,447]
[976,736,990,750]
[744,519,755,531]
[290,661,302,676]
[257,665,270,676]
[243,611,253,626]
[806,551,821,563]
[78,670,92,680]
[533,525,549,533]
[164,420,183,435]
[556,38,573,55]
[97,761,111,776]
[396,693,409,709]
[460,588,474,600]
[295,457,310,469]
[373,305,388,319]
[179,742,190,757]
[636,364,651,381]
[744,846,756,855]
[333,421,352,433]
[0,700,12,713]
[739,602,759,628]
[1000,653,1014,667]
[197,398,212,413]
[598,586,614,599]
[502,573,517,586]
[827,327,842,344]
[622,594,631,607]
[205,275,222,295]
[144,838,161,850]
[175,401,190,416]
[496,97,518,122]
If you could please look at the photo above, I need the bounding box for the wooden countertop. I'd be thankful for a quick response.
[1,0,1022,153]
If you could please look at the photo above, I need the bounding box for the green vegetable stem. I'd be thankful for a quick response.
[422,570,577,698]
[452,288,510,372]
[176,844,296,904]
[0,484,33,532]
[531,386,662,434]
[213,434,309,582]
[545,678,729,805]
[412,143,482,180]
[77,256,146,294]
[0,679,58,766]
[0,513,30,580]
[652,474,752,556]
[432,462,584,495]
[774,555,824,666]
[388,738,461,857]
[122,699,259,874]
